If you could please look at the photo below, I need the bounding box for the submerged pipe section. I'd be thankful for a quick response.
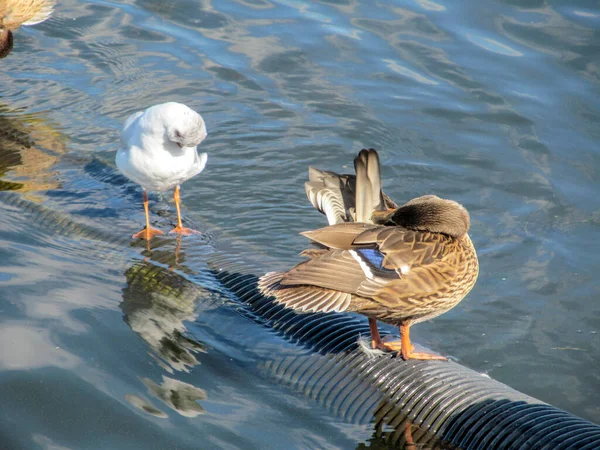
[2,191,600,449]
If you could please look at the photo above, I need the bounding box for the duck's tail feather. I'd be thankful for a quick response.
[257,271,286,296]
[354,148,386,223]
[305,167,356,225]
[304,149,397,226]
[258,272,352,313]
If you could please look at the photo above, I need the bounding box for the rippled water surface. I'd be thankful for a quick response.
[1,0,599,448]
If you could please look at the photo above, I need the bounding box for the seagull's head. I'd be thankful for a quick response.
[162,102,207,149]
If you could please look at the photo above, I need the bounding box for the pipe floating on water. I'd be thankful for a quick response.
[1,191,599,449]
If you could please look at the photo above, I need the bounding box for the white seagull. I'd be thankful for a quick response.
[116,102,208,240]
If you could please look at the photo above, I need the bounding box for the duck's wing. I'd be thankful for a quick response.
[259,226,457,314]
[354,148,386,222]
[305,167,356,225]
[301,222,374,249]
[259,271,354,313]
[304,149,398,226]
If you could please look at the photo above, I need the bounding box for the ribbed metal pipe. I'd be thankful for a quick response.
[2,191,600,449]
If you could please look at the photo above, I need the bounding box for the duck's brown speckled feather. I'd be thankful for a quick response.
[259,272,353,313]
[259,224,478,326]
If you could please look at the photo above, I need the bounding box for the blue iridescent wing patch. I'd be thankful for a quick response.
[356,248,384,267]
[355,248,399,278]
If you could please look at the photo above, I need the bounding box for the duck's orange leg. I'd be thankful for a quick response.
[370,320,446,361]
[398,324,447,361]
[133,191,164,240]
[370,319,413,353]
[169,186,200,235]
[369,318,388,350]
[404,422,417,450]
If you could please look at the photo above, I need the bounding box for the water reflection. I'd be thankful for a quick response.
[141,375,207,418]
[0,104,68,198]
[358,420,456,450]
[121,259,207,373]
[120,253,213,417]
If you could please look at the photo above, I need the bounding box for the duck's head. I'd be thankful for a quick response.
[0,28,14,59]
[373,195,470,238]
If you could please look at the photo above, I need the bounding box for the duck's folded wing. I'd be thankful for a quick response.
[284,248,399,298]
[300,222,376,249]
[259,271,353,313]
[261,226,459,314]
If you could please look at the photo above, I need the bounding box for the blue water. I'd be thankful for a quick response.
[1,0,599,448]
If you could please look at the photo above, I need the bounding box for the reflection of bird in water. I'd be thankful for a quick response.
[120,258,216,418]
[260,149,479,360]
[0,0,55,58]
[357,420,455,450]
[141,375,207,418]
[120,260,208,373]
[0,104,68,199]
[116,102,208,240]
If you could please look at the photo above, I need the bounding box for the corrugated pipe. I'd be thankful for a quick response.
[208,254,600,450]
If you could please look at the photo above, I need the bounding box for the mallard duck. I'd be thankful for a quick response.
[259,149,478,360]
[116,102,208,240]
[0,0,55,58]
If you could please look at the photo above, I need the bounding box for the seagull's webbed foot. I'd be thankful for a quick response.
[169,226,201,236]
[132,227,164,240]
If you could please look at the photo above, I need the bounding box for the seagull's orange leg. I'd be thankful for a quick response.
[169,186,200,235]
[132,191,164,240]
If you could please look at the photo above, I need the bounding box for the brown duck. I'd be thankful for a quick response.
[0,0,55,58]
[259,149,479,360]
